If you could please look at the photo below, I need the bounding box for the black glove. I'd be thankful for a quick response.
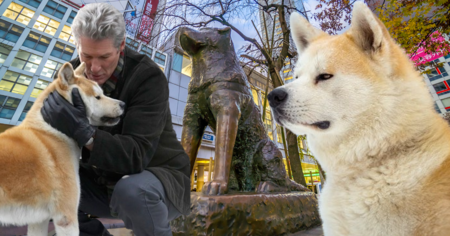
[41,88,96,147]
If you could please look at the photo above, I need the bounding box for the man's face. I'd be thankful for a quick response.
[77,36,125,86]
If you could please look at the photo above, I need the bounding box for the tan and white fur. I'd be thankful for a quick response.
[270,2,450,236]
[0,62,124,236]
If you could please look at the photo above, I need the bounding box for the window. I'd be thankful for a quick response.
[434,82,447,92]
[50,42,74,61]
[0,71,32,95]
[427,66,449,81]
[0,44,12,64]
[276,125,283,143]
[251,87,259,106]
[139,45,153,57]
[445,54,450,60]
[59,25,74,44]
[19,0,42,8]
[0,20,24,43]
[66,11,77,24]
[43,0,67,19]
[126,37,139,51]
[33,15,60,36]
[172,53,182,72]
[11,50,42,73]
[41,59,62,78]
[3,2,35,26]
[18,101,33,121]
[30,79,49,98]
[154,52,166,66]
[0,95,20,119]
[23,32,51,53]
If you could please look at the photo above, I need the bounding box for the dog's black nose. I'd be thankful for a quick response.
[268,88,288,108]
[119,101,126,110]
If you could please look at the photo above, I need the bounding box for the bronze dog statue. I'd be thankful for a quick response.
[179,27,308,195]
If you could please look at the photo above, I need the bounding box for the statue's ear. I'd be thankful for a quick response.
[218,27,231,36]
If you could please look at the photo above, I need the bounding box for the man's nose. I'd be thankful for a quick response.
[90,60,102,73]
[268,88,288,108]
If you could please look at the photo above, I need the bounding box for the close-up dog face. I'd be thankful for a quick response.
[57,62,125,126]
[269,3,394,137]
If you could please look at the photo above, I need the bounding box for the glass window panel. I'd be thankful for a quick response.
[0,44,12,54]
[21,8,35,18]
[34,79,48,89]
[62,53,72,61]
[3,10,18,21]
[16,75,32,85]
[5,32,20,42]
[172,53,182,72]
[11,59,26,69]
[50,49,62,58]
[11,83,28,95]
[23,62,39,73]
[5,97,20,108]
[252,88,259,106]
[0,108,15,119]
[9,3,24,12]
[64,46,74,53]
[19,112,26,121]
[47,0,57,8]
[62,25,71,34]
[36,15,49,24]
[0,95,5,105]
[30,88,42,98]
[53,11,64,19]
[40,67,54,77]
[3,71,18,82]
[0,80,14,92]
[43,6,53,15]
[442,97,450,107]
[35,43,48,53]
[28,0,40,8]
[44,26,57,36]
[28,54,42,64]
[57,5,67,12]
[181,55,191,76]
[48,19,59,28]
[23,39,36,48]
[23,101,33,111]
[434,82,447,92]
[44,59,58,69]
[16,15,31,25]
[0,54,7,64]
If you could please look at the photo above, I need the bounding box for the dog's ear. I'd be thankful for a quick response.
[349,2,388,54]
[74,62,86,77]
[58,62,76,87]
[290,12,326,54]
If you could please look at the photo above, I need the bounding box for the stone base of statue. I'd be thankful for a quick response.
[170,191,321,235]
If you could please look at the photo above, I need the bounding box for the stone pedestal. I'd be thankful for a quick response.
[171,192,321,235]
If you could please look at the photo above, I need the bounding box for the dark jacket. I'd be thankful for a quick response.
[70,47,190,215]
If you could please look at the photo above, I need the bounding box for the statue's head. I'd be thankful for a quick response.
[179,27,232,56]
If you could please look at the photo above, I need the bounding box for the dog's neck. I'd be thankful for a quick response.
[191,45,240,79]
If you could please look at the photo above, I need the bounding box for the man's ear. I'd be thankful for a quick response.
[290,12,326,54]
[120,37,125,52]
[349,2,388,53]
[74,62,86,77]
[59,62,76,87]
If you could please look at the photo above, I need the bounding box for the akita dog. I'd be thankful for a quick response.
[0,62,124,236]
[269,2,450,236]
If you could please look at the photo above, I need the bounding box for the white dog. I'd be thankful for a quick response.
[0,62,124,236]
[269,2,450,236]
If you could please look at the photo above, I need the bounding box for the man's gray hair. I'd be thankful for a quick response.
[72,3,126,48]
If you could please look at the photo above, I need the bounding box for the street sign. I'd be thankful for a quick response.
[202,134,214,142]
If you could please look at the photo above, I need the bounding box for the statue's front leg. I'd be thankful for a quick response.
[203,90,241,195]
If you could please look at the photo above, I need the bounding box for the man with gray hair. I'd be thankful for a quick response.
[41,3,190,235]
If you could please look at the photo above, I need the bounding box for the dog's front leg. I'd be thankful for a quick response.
[203,91,242,195]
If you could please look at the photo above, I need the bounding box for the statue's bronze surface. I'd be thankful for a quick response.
[171,192,321,235]
[179,27,308,195]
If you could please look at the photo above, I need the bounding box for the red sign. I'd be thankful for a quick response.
[136,0,159,43]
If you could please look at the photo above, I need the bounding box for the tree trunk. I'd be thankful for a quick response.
[286,129,307,186]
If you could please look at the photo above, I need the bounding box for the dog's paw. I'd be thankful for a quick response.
[202,180,228,195]
[255,181,289,193]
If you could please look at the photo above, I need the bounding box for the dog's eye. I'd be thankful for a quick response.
[95,96,101,100]
[316,73,333,83]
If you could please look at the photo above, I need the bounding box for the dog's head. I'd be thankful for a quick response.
[269,2,419,137]
[179,27,232,56]
[55,62,125,126]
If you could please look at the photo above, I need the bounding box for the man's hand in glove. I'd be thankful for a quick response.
[41,88,96,148]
